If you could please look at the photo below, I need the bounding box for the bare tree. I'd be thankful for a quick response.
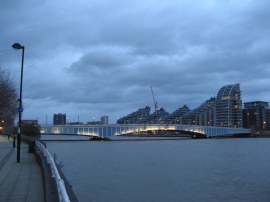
[0,67,17,133]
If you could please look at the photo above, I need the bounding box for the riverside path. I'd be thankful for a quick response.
[0,135,44,202]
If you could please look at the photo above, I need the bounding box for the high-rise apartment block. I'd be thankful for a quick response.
[215,84,242,128]
[101,115,109,125]
[183,97,216,126]
[117,106,150,124]
[243,101,270,131]
[53,113,66,125]
[144,107,170,124]
[165,105,190,124]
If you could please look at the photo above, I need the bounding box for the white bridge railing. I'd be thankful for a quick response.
[35,140,70,202]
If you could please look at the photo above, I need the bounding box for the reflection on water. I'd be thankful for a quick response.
[45,136,270,202]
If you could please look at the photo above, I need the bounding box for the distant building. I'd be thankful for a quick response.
[117,106,150,124]
[267,110,270,130]
[183,98,215,126]
[53,113,66,125]
[165,105,190,124]
[144,107,170,124]
[215,84,242,128]
[100,116,109,125]
[243,101,270,131]
[201,97,216,126]
[117,106,171,124]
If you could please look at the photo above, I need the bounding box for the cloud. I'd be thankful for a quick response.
[0,0,270,123]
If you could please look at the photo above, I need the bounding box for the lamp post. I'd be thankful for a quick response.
[12,42,24,163]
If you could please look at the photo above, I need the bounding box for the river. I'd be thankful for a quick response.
[43,136,270,202]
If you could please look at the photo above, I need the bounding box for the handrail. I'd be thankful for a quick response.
[35,140,70,202]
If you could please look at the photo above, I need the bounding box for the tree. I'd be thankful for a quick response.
[0,67,17,133]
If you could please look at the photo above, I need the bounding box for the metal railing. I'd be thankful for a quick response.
[35,140,70,202]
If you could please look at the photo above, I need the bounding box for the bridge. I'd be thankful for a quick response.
[120,129,208,139]
[41,124,251,138]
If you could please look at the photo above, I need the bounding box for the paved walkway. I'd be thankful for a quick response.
[0,135,44,202]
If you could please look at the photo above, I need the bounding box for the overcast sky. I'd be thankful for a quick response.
[0,0,270,124]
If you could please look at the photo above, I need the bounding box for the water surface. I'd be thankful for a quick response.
[45,137,270,202]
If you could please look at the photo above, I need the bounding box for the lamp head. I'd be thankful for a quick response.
[12,43,24,49]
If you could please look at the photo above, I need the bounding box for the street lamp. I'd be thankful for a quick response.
[12,42,24,163]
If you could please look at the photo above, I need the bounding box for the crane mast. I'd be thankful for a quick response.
[150,86,158,112]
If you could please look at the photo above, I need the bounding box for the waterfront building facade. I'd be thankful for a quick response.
[117,106,150,124]
[183,97,215,126]
[144,107,170,124]
[164,105,190,124]
[182,110,197,125]
[215,84,243,128]
[267,110,270,130]
[53,113,66,125]
[117,106,170,124]
[116,84,250,129]
[243,101,270,131]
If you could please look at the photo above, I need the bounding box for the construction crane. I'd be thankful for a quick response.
[150,86,159,112]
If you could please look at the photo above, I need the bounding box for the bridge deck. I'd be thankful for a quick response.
[41,124,251,137]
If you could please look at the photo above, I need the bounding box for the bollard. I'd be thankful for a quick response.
[29,144,34,153]
[13,136,16,147]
